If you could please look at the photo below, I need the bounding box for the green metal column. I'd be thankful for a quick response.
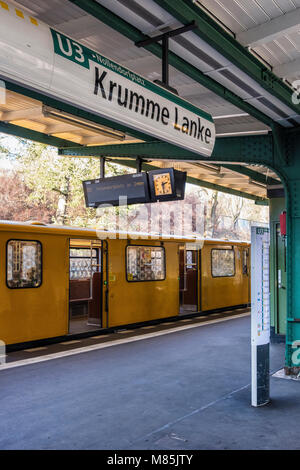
[275,131,300,372]
[268,190,286,340]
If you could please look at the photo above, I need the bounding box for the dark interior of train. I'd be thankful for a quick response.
[69,240,102,334]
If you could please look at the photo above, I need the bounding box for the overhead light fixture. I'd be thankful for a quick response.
[249,179,266,189]
[192,162,221,173]
[213,113,249,120]
[42,106,126,141]
[216,130,269,137]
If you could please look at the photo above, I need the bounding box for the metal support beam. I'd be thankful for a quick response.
[136,21,197,91]
[58,135,274,167]
[162,35,169,87]
[237,8,300,48]
[154,0,299,116]
[66,0,274,127]
[278,131,300,373]
[222,164,280,186]
[271,123,289,166]
[136,157,143,173]
[135,21,197,48]
[100,157,105,179]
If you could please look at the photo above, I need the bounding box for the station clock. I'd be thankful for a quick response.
[148,168,187,202]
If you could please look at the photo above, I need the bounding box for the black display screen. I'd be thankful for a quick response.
[83,172,150,207]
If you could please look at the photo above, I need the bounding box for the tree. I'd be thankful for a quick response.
[0,169,53,222]
[16,142,130,226]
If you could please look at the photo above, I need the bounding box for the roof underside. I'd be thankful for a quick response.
[1,0,292,200]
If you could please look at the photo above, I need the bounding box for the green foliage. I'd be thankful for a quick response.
[14,141,130,225]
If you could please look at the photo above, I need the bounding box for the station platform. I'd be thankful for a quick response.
[0,309,298,450]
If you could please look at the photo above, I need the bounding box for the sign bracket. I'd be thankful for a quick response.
[100,157,105,179]
[135,21,197,94]
[136,157,144,173]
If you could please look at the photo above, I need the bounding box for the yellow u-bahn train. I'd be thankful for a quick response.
[0,221,250,349]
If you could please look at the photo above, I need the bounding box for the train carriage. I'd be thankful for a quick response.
[0,221,250,348]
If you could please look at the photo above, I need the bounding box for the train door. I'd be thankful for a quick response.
[68,239,102,334]
[179,248,198,314]
[242,246,250,303]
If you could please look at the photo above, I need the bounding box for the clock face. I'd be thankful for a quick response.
[153,173,173,196]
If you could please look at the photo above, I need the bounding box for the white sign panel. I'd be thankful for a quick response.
[251,226,270,346]
[50,30,215,156]
[0,3,216,157]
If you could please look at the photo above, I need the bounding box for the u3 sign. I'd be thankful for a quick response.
[51,30,90,68]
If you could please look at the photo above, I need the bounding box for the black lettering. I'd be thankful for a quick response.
[117,85,128,107]
[174,107,180,131]
[129,91,145,114]
[108,81,117,101]
[161,107,169,125]
[189,119,197,138]
[145,99,160,121]
[197,118,204,141]
[94,67,107,98]
[205,127,212,144]
[182,116,189,134]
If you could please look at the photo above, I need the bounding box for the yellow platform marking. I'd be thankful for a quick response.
[24,347,47,353]
[59,340,81,345]
[91,335,111,339]
[0,312,250,371]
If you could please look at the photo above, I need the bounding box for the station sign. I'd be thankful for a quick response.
[83,169,186,207]
[50,30,216,157]
[0,1,215,156]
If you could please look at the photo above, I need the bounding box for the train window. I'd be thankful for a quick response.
[126,246,165,282]
[186,250,194,268]
[242,249,248,275]
[211,249,235,277]
[69,247,99,280]
[7,240,42,288]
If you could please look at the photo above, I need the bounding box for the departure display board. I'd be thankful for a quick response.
[83,168,187,207]
[83,172,150,207]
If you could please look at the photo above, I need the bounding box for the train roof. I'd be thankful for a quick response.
[0,220,250,245]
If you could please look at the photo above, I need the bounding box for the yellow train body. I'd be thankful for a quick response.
[0,221,250,347]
